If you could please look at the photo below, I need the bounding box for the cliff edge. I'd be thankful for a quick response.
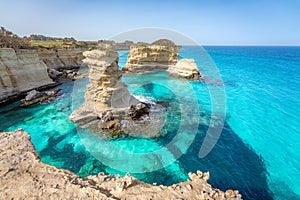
[0,129,242,199]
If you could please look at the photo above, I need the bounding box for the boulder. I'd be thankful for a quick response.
[21,88,61,107]
[47,68,63,81]
[25,90,42,101]
[168,58,201,79]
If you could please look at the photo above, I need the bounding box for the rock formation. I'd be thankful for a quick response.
[0,48,57,104]
[20,88,61,107]
[122,43,178,73]
[168,58,201,79]
[122,40,201,79]
[69,49,164,137]
[0,129,242,199]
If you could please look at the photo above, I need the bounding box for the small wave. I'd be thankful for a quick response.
[134,95,156,104]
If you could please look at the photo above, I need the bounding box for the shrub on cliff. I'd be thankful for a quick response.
[0,27,30,49]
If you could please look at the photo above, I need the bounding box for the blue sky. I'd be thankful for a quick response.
[0,0,299,45]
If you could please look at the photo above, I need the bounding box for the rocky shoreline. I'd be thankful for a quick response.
[0,129,242,199]
[0,46,87,105]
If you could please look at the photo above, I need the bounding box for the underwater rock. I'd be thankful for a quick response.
[0,129,242,200]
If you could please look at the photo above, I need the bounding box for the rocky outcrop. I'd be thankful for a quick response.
[20,88,61,107]
[168,58,201,79]
[0,48,57,104]
[0,129,242,199]
[122,44,178,73]
[122,41,201,79]
[70,49,164,137]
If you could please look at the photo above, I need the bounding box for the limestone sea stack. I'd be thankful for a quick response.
[168,58,201,79]
[69,49,164,137]
[122,39,201,79]
[122,40,178,73]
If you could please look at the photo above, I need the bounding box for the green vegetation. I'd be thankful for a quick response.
[29,41,65,48]
[29,34,76,42]
[0,27,96,49]
[0,27,30,49]
[29,41,88,48]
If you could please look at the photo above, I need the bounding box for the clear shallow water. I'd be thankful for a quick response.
[1,46,300,199]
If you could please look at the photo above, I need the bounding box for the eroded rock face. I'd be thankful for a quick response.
[0,46,89,104]
[0,48,56,104]
[0,129,242,200]
[69,49,163,137]
[122,44,178,73]
[122,40,201,80]
[37,47,85,70]
[82,49,138,112]
[168,58,201,79]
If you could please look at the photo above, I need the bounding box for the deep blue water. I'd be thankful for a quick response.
[1,46,300,200]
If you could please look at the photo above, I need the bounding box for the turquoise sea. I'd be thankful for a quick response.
[1,46,299,199]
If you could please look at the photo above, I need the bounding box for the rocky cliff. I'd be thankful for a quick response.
[0,129,242,199]
[37,47,85,70]
[122,44,178,73]
[0,48,56,104]
[0,47,88,104]
[70,49,165,137]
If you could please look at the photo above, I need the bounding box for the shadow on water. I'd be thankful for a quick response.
[39,130,87,174]
[178,122,274,200]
